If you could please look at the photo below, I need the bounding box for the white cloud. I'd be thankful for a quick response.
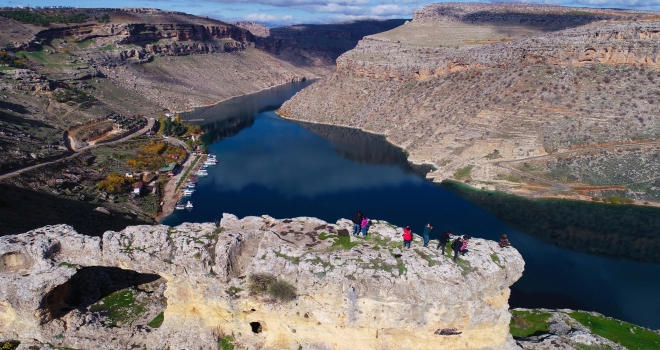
[245,13,293,21]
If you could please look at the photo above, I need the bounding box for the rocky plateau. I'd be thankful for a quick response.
[0,214,524,349]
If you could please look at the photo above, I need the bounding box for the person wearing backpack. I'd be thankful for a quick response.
[402,226,413,248]
[451,237,463,261]
[351,212,363,235]
[436,230,454,255]
[361,216,371,237]
[422,223,433,247]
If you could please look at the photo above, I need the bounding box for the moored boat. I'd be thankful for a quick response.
[185,201,193,209]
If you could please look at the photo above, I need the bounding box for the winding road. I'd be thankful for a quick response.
[0,118,155,182]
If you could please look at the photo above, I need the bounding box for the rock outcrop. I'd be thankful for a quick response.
[279,3,660,203]
[0,214,524,349]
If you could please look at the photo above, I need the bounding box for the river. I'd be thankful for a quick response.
[164,81,660,329]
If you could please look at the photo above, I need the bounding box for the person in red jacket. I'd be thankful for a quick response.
[402,226,413,248]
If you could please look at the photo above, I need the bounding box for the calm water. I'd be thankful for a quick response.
[165,81,660,329]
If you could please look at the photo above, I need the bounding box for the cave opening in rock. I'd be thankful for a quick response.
[39,266,165,326]
[250,321,263,333]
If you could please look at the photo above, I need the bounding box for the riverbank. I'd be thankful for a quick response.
[156,153,206,222]
[176,78,318,116]
[276,110,660,207]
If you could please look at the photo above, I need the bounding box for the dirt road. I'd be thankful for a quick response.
[0,118,155,182]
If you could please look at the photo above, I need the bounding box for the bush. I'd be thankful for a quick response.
[248,273,276,294]
[97,173,130,194]
[267,280,296,302]
[603,196,634,204]
[248,273,296,302]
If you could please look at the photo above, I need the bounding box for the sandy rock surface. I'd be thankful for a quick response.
[0,214,524,349]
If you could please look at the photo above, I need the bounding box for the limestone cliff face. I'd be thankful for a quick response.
[0,215,524,349]
[335,23,660,82]
[279,3,660,200]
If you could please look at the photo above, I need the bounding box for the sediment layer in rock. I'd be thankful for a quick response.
[0,214,524,349]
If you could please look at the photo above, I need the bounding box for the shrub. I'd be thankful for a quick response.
[603,196,634,204]
[97,173,130,193]
[248,273,296,302]
[268,280,296,302]
[248,273,276,294]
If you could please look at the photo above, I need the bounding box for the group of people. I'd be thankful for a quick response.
[351,212,372,236]
[404,225,471,261]
[352,211,513,262]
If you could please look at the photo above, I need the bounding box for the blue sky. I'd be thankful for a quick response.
[3,0,660,26]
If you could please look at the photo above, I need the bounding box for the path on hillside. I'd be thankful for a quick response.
[493,141,660,197]
[0,118,155,182]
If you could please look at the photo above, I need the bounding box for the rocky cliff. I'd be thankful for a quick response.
[279,3,660,203]
[0,214,524,349]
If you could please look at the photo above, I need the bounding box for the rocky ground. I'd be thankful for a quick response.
[0,215,524,350]
[511,308,660,350]
[279,3,660,204]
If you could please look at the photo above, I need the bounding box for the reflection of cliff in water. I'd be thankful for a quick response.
[182,80,316,145]
[296,121,434,177]
[199,116,255,145]
[442,181,660,264]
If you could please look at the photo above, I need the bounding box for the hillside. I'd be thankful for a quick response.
[279,3,660,204]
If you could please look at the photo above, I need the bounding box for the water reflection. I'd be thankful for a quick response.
[442,181,660,264]
[296,121,434,177]
[165,81,660,329]
[183,80,314,145]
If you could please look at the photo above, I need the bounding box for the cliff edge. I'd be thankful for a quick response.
[0,214,524,349]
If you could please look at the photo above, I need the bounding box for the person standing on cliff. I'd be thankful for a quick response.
[422,223,433,247]
[352,212,363,235]
[452,237,463,261]
[437,230,454,254]
[402,226,413,248]
[361,215,371,237]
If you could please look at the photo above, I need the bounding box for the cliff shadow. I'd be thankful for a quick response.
[0,184,150,237]
[441,180,660,264]
[295,120,435,178]
[452,10,612,32]
[256,19,408,67]
[40,266,164,324]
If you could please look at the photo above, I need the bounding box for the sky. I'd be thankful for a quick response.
[2,0,660,26]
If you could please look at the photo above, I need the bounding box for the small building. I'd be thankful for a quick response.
[133,181,144,196]
[158,162,178,177]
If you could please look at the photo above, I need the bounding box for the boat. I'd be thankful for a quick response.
[175,202,185,210]
[185,201,193,209]
[183,189,195,196]
[186,183,196,189]
[189,177,198,183]
[204,160,216,166]
[195,170,208,176]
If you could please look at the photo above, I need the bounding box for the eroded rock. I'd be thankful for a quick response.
[0,215,524,349]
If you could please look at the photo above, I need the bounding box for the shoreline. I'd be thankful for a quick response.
[172,78,318,115]
[156,153,206,222]
[276,111,660,207]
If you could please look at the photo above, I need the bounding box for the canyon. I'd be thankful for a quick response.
[279,3,660,204]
